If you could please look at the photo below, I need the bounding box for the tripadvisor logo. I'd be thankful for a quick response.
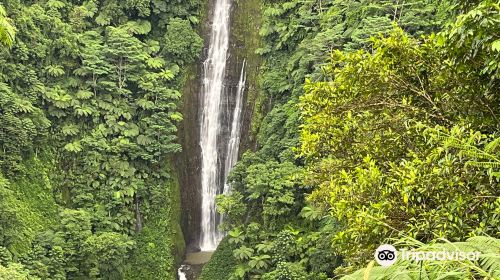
[374,244,481,267]
[375,244,397,266]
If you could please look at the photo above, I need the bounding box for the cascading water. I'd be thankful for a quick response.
[223,60,246,194]
[199,0,233,251]
[177,265,188,280]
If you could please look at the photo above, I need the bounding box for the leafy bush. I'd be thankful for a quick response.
[219,0,499,279]
[199,238,238,280]
[163,18,203,64]
[261,262,310,280]
[300,26,500,269]
[0,263,38,280]
[341,236,500,280]
[0,0,204,277]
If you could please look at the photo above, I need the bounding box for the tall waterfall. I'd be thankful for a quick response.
[199,0,233,251]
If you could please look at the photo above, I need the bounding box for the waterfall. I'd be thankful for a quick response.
[223,60,246,194]
[199,0,232,251]
[177,265,188,280]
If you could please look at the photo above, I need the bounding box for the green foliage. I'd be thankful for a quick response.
[218,153,341,278]
[125,175,184,280]
[257,0,455,100]
[341,236,500,280]
[218,0,500,279]
[84,232,134,279]
[298,6,500,272]
[21,209,135,280]
[125,224,176,280]
[233,246,254,261]
[2,1,499,280]
[261,262,310,280]
[421,124,500,177]
[0,0,203,278]
[222,156,305,230]
[228,229,245,246]
[0,263,39,280]
[163,18,203,64]
[217,192,247,230]
[0,158,57,258]
[199,238,238,280]
[0,4,15,48]
[255,101,300,162]
[0,176,24,255]
[0,83,50,173]
[445,0,500,88]
[23,231,67,280]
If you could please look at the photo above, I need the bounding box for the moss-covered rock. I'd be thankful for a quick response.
[230,0,263,150]
[0,155,58,257]
[125,168,185,280]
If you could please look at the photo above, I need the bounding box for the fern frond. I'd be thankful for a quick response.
[485,137,500,153]
[465,161,500,169]
[341,237,500,280]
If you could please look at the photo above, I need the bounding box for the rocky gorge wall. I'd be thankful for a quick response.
[175,0,262,254]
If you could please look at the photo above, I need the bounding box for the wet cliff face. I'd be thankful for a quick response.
[228,0,262,152]
[175,0,211,250]
[176,0,262,252]
[176,62,203,251]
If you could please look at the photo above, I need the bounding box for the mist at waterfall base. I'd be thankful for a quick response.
[178,265,188,280]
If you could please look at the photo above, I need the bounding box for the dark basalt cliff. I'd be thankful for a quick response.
[175,0,262,256]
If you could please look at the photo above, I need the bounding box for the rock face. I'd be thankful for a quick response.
[175,0,210,250]
[176,0,262,254]
[176,60,202,249]
[178,264,202,280]
[226,0,262,153]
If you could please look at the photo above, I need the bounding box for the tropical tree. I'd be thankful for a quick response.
[0,5,15,48]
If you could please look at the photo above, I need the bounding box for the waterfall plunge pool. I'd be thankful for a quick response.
[177,252,214,280]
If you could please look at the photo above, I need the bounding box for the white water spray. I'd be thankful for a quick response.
[177,265,188,280]
[199,0,232,251]
[223,60,246,194]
